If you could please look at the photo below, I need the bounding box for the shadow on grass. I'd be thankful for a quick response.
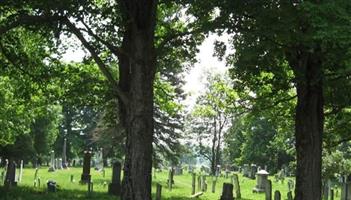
[0,186,118,200]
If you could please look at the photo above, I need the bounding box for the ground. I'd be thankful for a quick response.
[0,167,295,200]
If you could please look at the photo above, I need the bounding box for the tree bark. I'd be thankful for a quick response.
[118,1,157,200]
[291,52,323,200]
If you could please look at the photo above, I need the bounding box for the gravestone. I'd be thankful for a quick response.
[274,190,281,200]
[108,162,121,196]
[220,183,234,200]
[95,148,104,171]
[191,173,196,195]
[156,183,162,200]
[233,174,241,198]
[48,151,55,172]
[287,191,293,200]
[249,164,258,179]
[174,166,183,175]
[4,161,17,188]
[197,175,202,191]
[62,138,68,169]
[80,149,92,184]
[58,158,63,170]
[265,179,272,200]
[253,170,269,193]
[287,179,294,192]
[47,180,57,192]
[212,179,216,193]
[341,175,351,200]
[70,174,74,183]
[201,175,207,192]
[243,164,249,177]
[167,168,174,191]
[18,160,23,182]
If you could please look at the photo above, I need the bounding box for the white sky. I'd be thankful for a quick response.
[61,33,230,109]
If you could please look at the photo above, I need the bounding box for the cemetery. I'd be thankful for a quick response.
[1,1,351,200]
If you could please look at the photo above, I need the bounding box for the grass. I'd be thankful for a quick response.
[0,166,295,200]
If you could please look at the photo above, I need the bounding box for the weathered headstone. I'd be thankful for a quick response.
[4,161,17,188]
[274,190,281,200]
[48,150,55,172]
[156,183,162,200]
[341,175,351,200]
[108,162,121,196]
[80,149,92,184]
[62,138,68,169]
[168,168,174,191]
[220,183,234,200]
[249,164,258,179]
[287,179,294,192]
[201,175,207,192]
[18,160,23,183]
[47,180,57,192]
[243,164,249,177]
[253,170,269,193]
[192,173,196,195]
[212,179,216,193]
[265,180,272,200]
[197,175,202,191]
[95,148,104,171]
[233,174,241,198]
[287,191,293,200]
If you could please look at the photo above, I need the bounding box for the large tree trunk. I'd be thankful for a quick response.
[118,1,157,200]
[291,53,323,200]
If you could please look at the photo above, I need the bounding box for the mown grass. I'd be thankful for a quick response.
[0,166,296,200]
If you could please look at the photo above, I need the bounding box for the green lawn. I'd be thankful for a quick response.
[0,167,295,200]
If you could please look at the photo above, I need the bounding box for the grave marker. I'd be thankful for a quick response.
[265,180,272,200]
[191,173,196,195]
[253,170,269,193]
[80,149,92,184]
[220,183,234,200]
[233,174,241,198]
[4,160,17,188]
[108,161,121,196]
[48,151,55,172]
[156,183,162,200]
[274,190,281,200]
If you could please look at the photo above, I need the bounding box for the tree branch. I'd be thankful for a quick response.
[63,18,129,105]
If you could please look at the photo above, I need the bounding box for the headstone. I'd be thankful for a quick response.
[265,180,272,200]
[108,162,121,196]
[288,179,294,192]
[4,160,17,188]
[48,151,55,172]
[58,158,63,170]
[88,181,94,196]
[72,159,76,167]
[201,175,207,192]
[70,175,74,183]
[47,180,57,192]
[197,175,202,191]
[341,175,351,200]
[253,170,269,193]
[191,173,196,195]
[156,183,162,200]
[95,148,104,171]
[80,149,92,184]
[18,160,23,182]
[274,190,281,200]
[167,168,174,191]
[220,183,234,200]
[249,164,258,179]
[212,179,216,193]
[62,138,68,169]
[242,164,249,177]
[287,191,293,200]
[233,174,241,198]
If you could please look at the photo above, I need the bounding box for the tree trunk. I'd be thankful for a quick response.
[292,53,323,200]
[118,1,157,200]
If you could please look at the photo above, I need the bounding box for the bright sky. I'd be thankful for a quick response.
[61,33,230,109]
